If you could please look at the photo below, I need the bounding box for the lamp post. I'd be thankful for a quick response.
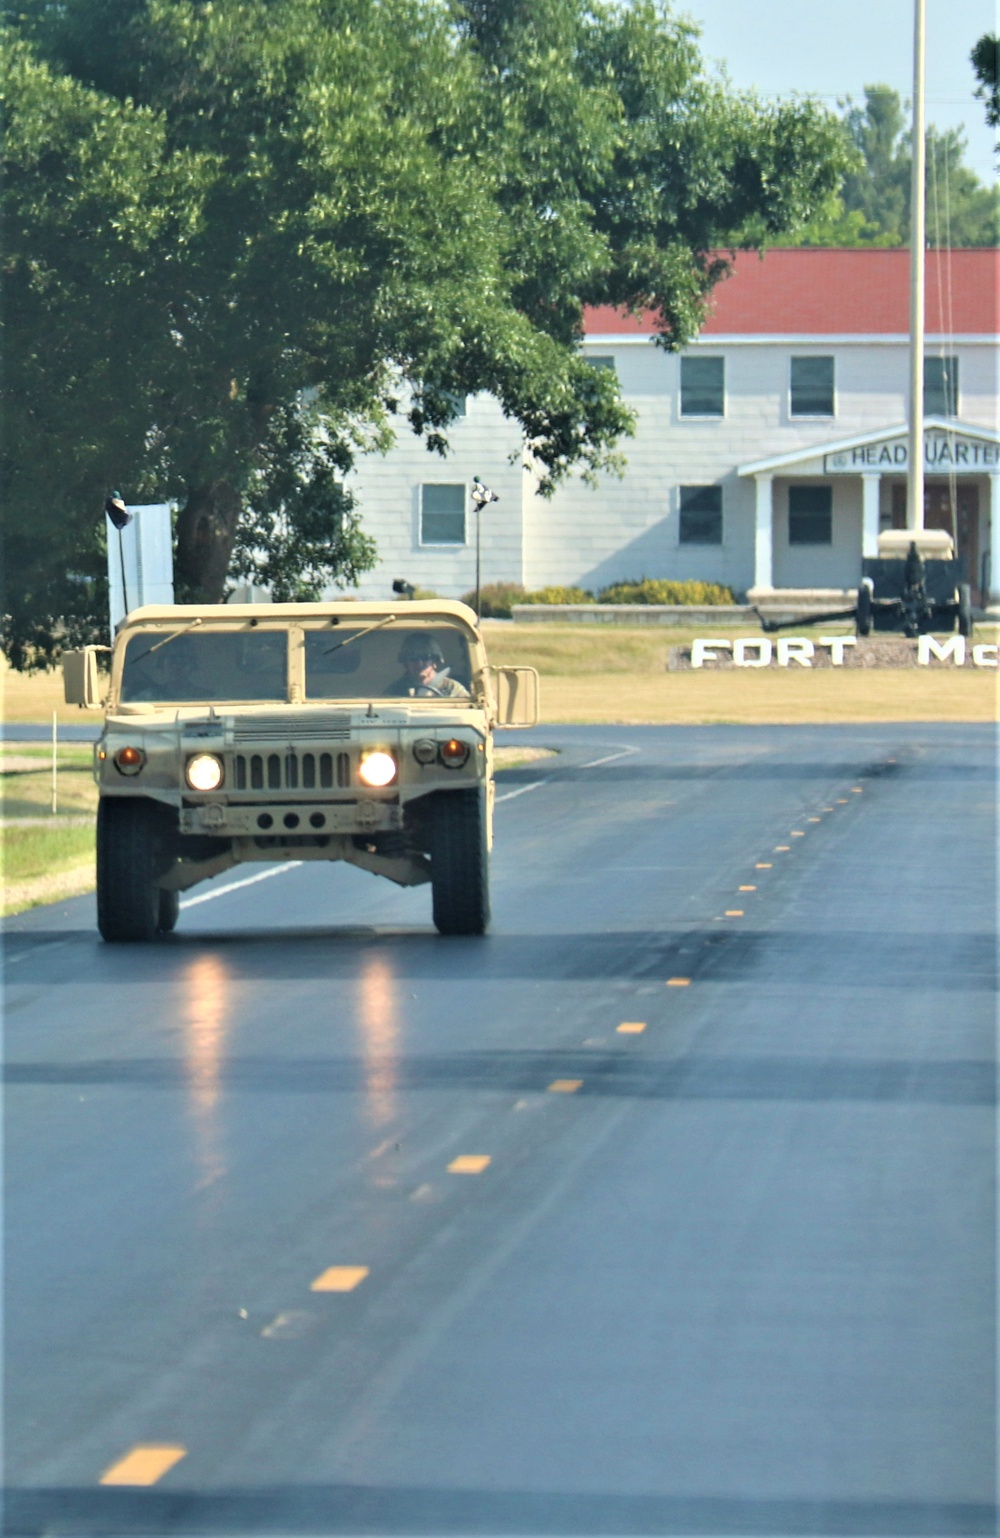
[470,477,498,620]
[104,492,133,618]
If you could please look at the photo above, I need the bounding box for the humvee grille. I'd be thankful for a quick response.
[233,751,351,791]
[233,714,351,742]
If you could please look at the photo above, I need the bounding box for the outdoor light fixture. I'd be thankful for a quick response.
[358,750,397,787]
[114,745,145,776]
[439,738,470,768]
[104,492,133,531]
[185,753,224,791]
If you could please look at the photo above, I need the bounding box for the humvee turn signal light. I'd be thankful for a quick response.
[185,753,224,791]
[440,738,470,768]
[114,745,145,776]
[358,750,397,787]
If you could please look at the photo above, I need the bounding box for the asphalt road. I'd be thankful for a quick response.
[3,724,997,1537]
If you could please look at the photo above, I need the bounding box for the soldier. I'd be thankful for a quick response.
[387,633,469,698]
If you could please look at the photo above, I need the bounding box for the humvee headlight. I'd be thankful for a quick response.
[186,752,224,791]
[440,738,470,768]
[358,750,397,787]
[412,739,437,765]
[114,745,145,776]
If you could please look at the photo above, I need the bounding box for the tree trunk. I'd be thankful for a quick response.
[174,482,242,602]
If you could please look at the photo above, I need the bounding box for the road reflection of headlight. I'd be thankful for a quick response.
[186,753,224,791]
[358,750,396,787]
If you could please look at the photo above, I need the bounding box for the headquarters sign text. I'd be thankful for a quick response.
[825,433,999,474]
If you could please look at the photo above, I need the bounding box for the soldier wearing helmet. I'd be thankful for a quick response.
[386,632,470,698]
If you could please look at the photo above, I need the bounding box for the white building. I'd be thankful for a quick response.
[345,248,1000,604]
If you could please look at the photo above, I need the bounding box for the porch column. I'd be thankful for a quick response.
[753,473,773,592]
[861,473,880,559]
[990,473,1000,602]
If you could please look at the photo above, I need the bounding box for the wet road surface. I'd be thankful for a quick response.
[3,724,997,1536]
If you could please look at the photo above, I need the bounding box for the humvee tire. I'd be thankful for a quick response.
[97,798,167,942]
[958,584,973,638]
[157,888,180,933]
[431,788,489,936]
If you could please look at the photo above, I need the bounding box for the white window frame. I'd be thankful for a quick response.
[419,483,467,547]
[789,355,836,419]
[679,354,726,419]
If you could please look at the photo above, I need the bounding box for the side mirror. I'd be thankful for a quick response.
[493,666,539,727]
[62,647,107,708]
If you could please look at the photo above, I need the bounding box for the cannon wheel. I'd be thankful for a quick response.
[430,789,490,936]
[958,584,974,638]
[856,583,873,637]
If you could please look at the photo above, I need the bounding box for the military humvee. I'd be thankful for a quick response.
[63,601,539,940]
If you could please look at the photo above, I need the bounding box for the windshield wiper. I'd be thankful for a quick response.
[323,614,397,655]
[130,617,203,664]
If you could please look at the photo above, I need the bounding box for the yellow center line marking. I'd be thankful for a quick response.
[617,1021,647,1034]
[725,909,744,917]
[99,1447,186,1487]
[822,806,835,812]
[836,798,849,803]
[738,885,756,892]
[548,1079,582,1093]
[756,862,772,869]
[791,830,806,837]
[310,1266,369,1292]
[447,1155,491,1174]
[852,787,863,793]
[666,977,691,987]
[808,817,821,822]
[774,845,791,851]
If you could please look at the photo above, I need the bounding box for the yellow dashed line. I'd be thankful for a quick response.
[447,1155,491,1174]
[822,806,835,812]
[836,798,849,803]
[548,1079,582,1093]
[775,845,791,852]
[617,1021,647,1034]
[99,1447,186,1487]
[666,977,691,987]
[852,787,863,793]
[310,1266,369,1293]
[738,885,756,892]
[791,831,806,837]
[756,862,772,869]
[808,817,821,823]
[725,909,744,917]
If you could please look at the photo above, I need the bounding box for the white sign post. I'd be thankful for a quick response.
[107,503,174,634]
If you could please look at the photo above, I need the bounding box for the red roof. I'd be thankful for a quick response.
[584,248,999,337]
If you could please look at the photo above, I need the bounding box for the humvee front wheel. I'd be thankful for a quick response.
[430,789,490,936]
[97,799,170,942]
[157,888,180,934]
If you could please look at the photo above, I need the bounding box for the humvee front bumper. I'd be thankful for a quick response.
[180,799,403,837]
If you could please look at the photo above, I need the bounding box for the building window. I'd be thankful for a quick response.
[420,483,466,544]
[790,356,834,416]
[924,356,958,416]
[589,355,617,374]
[788,486,832,545]
[680,355,725,416]
[679,485,723,545]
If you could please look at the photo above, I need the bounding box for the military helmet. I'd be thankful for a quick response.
[399,631,444,665]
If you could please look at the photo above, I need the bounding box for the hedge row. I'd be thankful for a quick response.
[459,578,735,618]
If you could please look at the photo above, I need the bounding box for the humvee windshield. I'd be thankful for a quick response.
[304,622,473,700]
[118,620,474,703]
[120,630,288,703]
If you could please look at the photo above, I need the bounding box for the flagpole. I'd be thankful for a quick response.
[906,0,926,531]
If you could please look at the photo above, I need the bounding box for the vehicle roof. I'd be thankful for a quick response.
[121,600,481,629]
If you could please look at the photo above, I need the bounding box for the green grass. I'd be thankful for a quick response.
[2,747,98,818]
[2,822,95,883]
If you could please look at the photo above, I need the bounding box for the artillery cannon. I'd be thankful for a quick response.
[755,528,973,639]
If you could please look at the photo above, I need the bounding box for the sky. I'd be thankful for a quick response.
[678,0,998,187]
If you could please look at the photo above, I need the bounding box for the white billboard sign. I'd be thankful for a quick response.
[107,503,174,632]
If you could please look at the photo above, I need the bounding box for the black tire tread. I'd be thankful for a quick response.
[431,789,489,936]
[97,799,167,942]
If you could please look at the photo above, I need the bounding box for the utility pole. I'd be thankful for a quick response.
[906,0,926,531]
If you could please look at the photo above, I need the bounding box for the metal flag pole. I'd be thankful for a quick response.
[906,0,926,531]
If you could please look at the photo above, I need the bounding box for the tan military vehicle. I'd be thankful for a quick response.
[63,602,539,941]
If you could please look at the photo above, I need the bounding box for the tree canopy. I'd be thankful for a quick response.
[788,84,1000,249]
[971,33,999,148]
[1,0,848,665]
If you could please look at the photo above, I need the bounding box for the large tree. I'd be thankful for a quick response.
[971,33,998,148]
[789,84,999,248]
[2,0,847,663]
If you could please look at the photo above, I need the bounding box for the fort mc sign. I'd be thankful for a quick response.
[825,433,1000,474]
[690,636,999,668]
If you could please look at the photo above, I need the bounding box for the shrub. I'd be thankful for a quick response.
[519,585,596,605]
[597,578,735,605]
[459,582,526,618]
